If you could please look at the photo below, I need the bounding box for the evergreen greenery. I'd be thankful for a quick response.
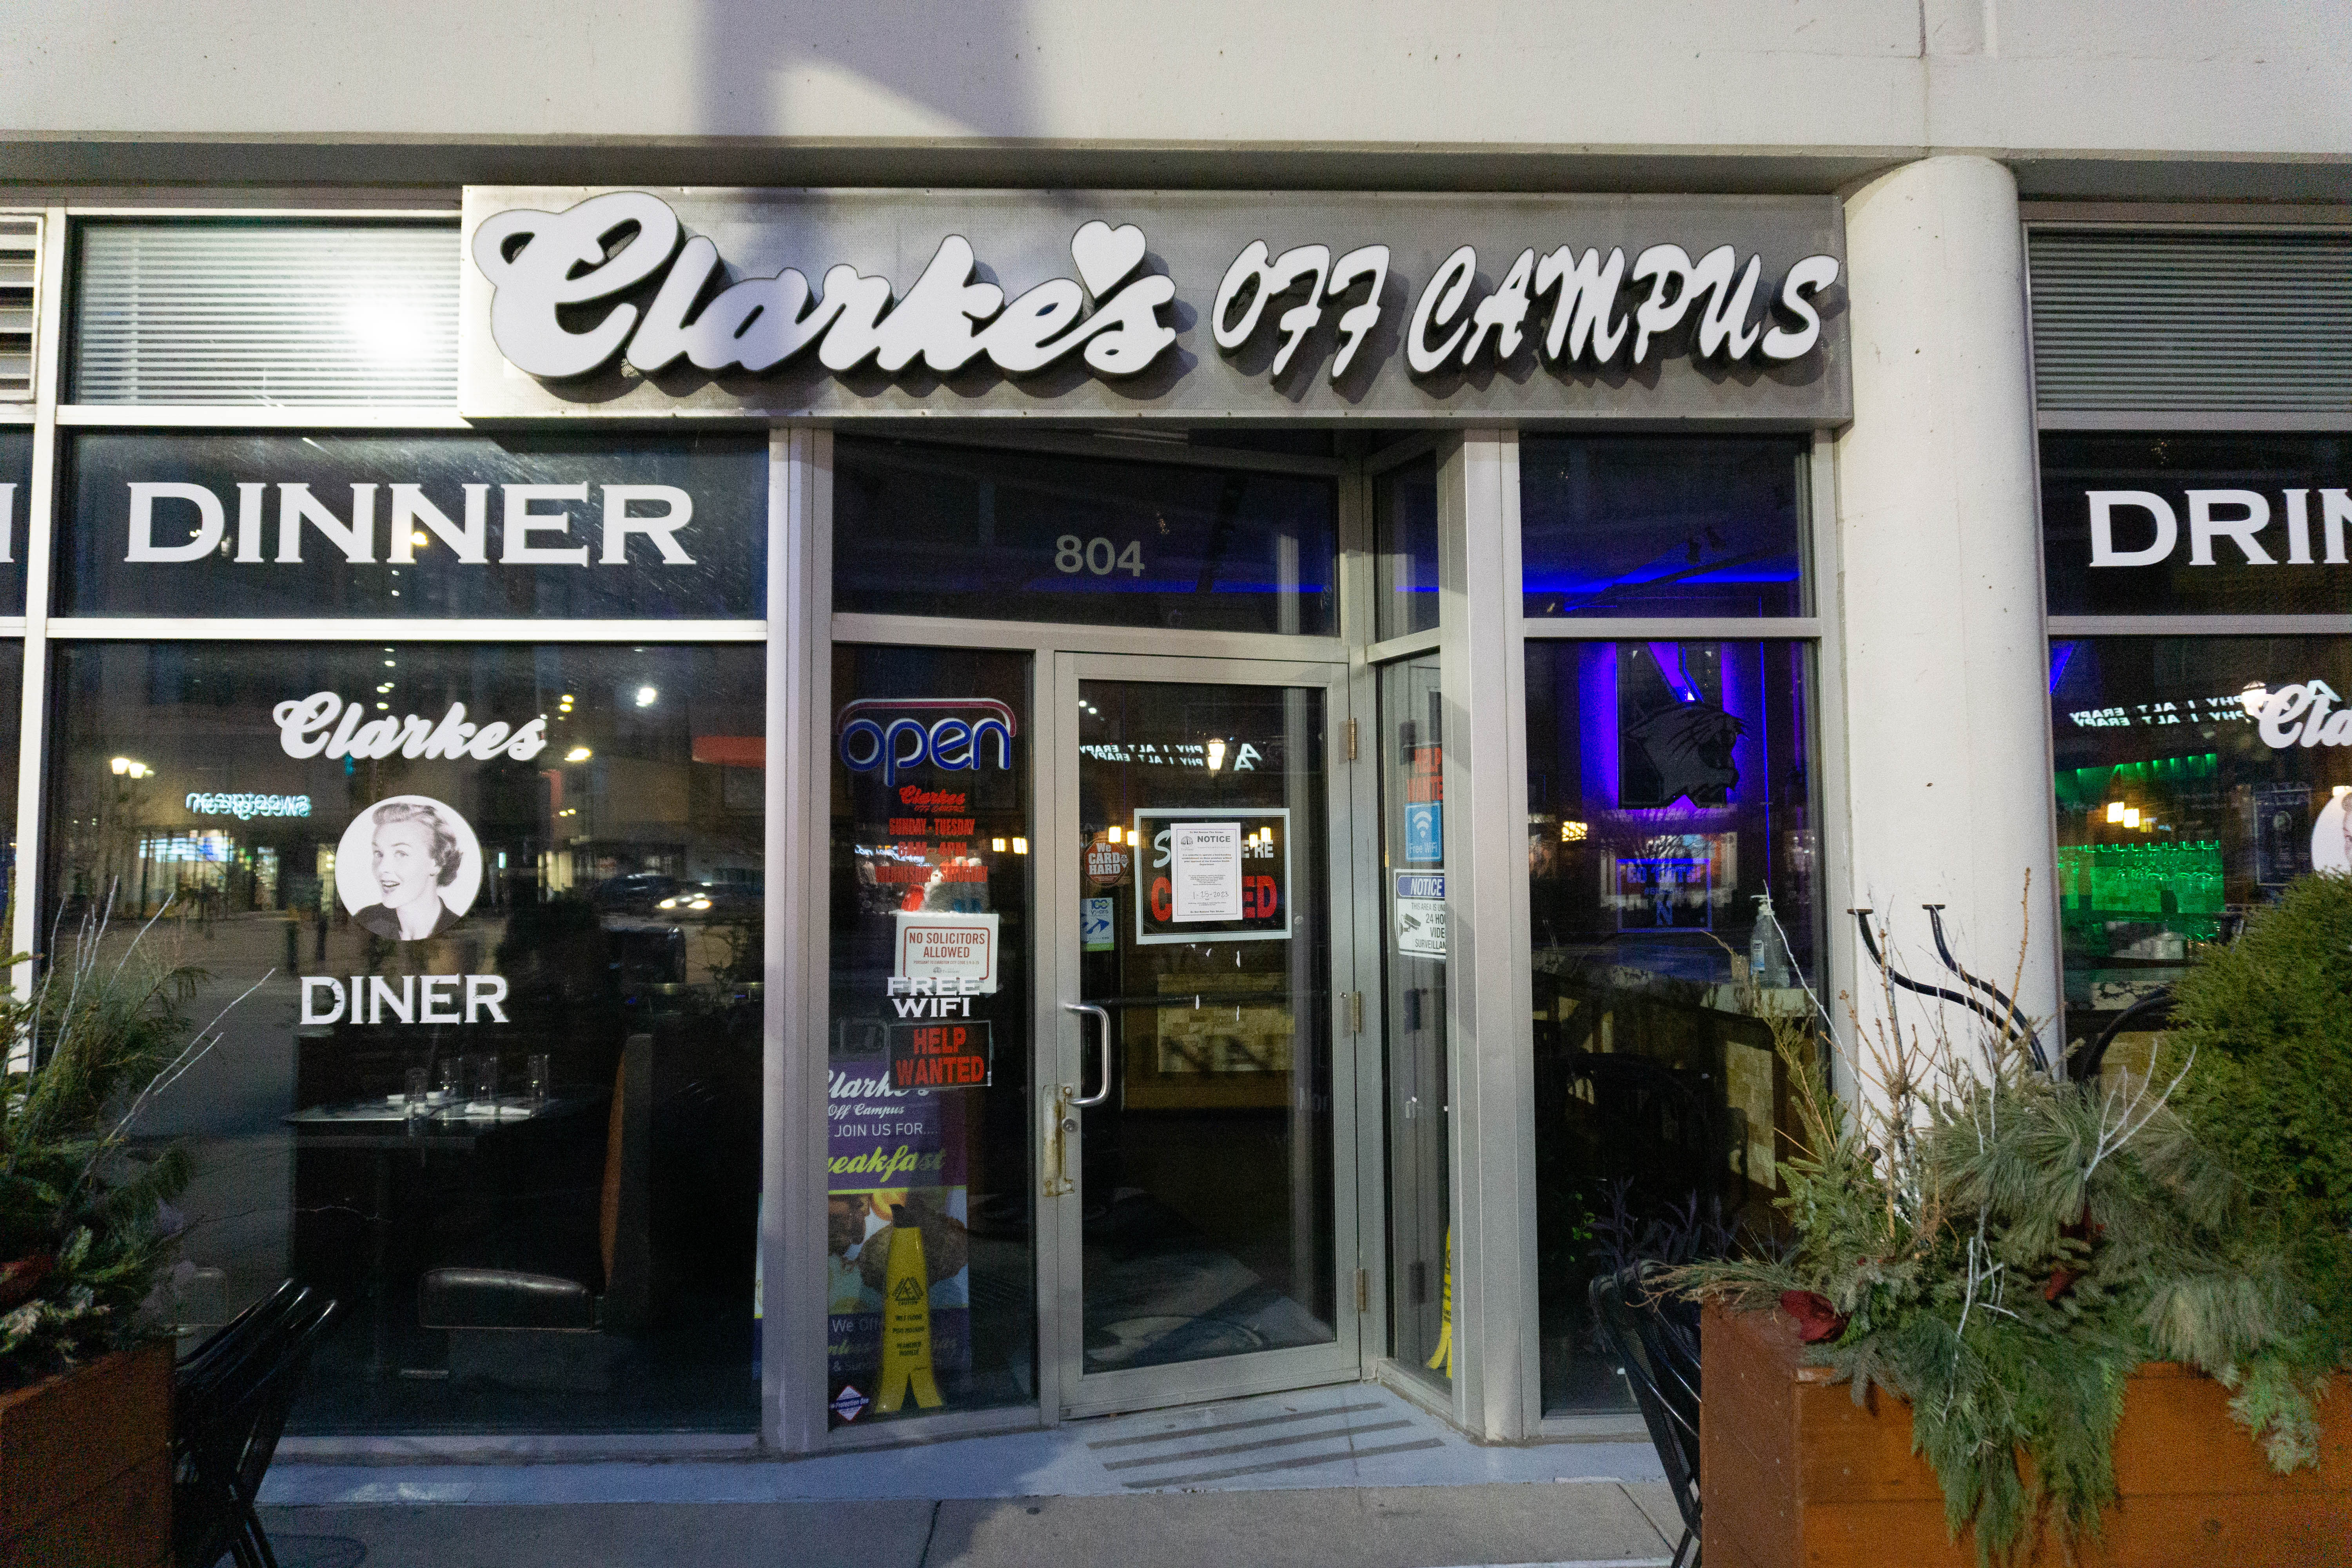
[2167,874,2352,1366]
[0,908,222,1386]
[1674,958,2335,1565]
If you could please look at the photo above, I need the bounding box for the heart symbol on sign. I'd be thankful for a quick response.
[1070,221,1147,298]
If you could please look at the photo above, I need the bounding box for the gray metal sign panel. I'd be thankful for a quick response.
[458,187,1850,425]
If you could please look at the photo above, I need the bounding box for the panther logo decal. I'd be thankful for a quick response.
[1622,700,1744,808]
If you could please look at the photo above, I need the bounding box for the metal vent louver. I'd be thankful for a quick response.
[71,223,458,406]
[2029,230,2352,412]
[0,215,37,401]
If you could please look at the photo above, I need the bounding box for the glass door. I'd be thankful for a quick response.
[1046,653,1361,1416]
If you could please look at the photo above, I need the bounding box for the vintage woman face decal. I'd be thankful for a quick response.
[336,795,484,942]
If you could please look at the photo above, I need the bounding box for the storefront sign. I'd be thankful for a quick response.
[460,189,1849,424]
[891,912,1001,993]
[1392,872,1447,958]
[1133,808,1289,945]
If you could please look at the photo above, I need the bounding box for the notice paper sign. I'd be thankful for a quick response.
[1132,807,1291,945]
[1393,872,1446,958]
[1170,821,1244,921]
[892,912,1000,993]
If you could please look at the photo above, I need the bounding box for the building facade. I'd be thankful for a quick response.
[0,0,2347,1456]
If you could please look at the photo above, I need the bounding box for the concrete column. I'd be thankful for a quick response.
[1832,155,2060,1062]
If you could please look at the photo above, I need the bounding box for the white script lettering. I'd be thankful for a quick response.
[273,691,548,762]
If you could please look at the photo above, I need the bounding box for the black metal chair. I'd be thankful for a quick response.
[1591,1262,1702,1568]
[174,1282,341,1568]
[2067,985,2176,1082]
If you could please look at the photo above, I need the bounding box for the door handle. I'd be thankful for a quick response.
[1063,1002,1113,1107]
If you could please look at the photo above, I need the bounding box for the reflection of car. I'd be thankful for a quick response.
[652,881,761,919]
[591,873,679,915]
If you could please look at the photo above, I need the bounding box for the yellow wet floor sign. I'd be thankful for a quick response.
[1425,1225,1453,1378]
[876,1206,944,1412]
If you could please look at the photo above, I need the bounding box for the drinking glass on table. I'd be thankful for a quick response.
[467,1053,499,1109]
[403,1066,430,1117]
[525,1053,550,1109]
[434,1056,461,1101]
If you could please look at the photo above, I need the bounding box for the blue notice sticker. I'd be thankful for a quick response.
[1393,872,1445,902]
[1080,897,1116,952]
[1403,801,1443,863]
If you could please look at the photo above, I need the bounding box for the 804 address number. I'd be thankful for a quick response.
[1055,535,1145,577]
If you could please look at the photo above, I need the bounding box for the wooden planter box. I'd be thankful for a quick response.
[1702,1302,2352,1568]
[0,1340,172,1568]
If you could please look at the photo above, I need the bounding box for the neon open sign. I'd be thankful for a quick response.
[837,698,1016,786]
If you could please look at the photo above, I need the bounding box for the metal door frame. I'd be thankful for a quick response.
[1044,650,1363,1419]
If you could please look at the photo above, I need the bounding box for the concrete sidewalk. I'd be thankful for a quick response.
[254,1385,1681,1566]
[260,1482,1686,1568]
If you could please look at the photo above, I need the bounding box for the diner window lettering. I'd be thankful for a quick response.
[122,480,697,567]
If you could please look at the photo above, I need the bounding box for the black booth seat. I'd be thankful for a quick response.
[417,1266,596,1332]
[417,1032,655,1343]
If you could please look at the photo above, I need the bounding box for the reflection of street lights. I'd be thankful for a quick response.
[107,757,158,912]
[564,746,592,763]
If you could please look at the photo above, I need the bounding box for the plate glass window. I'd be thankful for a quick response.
[1523,639,1817,1412]
[1377,655,1448,1386]
[1072,678,1337,1374]
[47,642,764,1434]
[2049,636,2352,1031]
[1520,437,1806,619]
[833,438,1336,635]
[0,428,28,615]
[826,645,1035,1429]
[1374,454,1440,641]
[71,222,461,407]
